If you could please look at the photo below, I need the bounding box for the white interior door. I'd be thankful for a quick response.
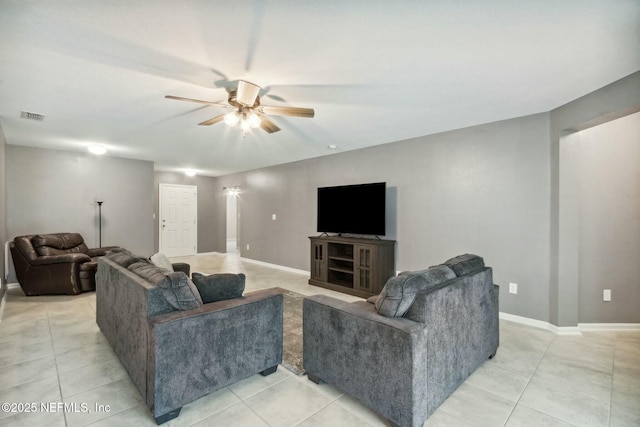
[159,183,197,257]
[226,192,238,252]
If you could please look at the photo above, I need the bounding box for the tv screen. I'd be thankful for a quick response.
[317,182,386,236]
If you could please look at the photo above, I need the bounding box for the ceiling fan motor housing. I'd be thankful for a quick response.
[236,80,261,107]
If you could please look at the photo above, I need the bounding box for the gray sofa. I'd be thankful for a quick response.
[303,254,499,427]
[96,249,283,424]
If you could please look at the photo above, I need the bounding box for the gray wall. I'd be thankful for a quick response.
[7,146,154,280]
[216,113,552,321]
[212,72,640,326]
[577,112,640,323]
[550,71,640,326]
[153,172,219,254]
[0,125,7,295]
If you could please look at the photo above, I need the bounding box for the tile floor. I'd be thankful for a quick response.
[0,252,638,427]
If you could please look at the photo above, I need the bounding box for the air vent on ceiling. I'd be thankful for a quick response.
[20,111,45,121]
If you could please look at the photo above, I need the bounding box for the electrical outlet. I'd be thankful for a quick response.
[509,282,518,294]
[246,244,250,251]
[603,289,611,301]
[272,214,277,220]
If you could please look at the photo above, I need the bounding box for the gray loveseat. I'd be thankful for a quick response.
[303,254,499,427]
[96,249,283,424]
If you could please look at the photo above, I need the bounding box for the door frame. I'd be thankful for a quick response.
[159,183,198,256]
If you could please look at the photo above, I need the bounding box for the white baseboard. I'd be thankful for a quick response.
[0,292,5,323]
[0,283,16,322]
[500,312,640,334]
[173,253,640,334]
[240,257,309,276]
[499,312,581,335]
[578,323,640,331]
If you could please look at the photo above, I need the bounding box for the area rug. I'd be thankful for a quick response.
[279,288,305,375]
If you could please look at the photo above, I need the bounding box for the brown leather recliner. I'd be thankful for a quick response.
[10,233,118,296]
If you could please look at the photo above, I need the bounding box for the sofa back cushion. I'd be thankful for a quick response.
[105,248,150,268]
[12,235,39,261]
[31,233,89,256]
[128,262,203,311]
[443,254,485,277]
[375,265,456,317]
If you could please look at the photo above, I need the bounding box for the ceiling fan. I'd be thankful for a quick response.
[165,80,315,134]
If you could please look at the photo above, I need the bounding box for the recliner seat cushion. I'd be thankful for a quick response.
[32,233,89,256]
[375,265,456,317]
[443,254,485,277]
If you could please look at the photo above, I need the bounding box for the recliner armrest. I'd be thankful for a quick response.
[29,253,91,265]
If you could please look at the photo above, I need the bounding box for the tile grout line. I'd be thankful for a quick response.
[500,333,557,427]
[607,334,618,427]
[48,306,69,427]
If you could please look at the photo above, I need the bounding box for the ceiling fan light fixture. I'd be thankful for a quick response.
[240,119,251,132]
[247,111,261,128]
[224,111,240,127]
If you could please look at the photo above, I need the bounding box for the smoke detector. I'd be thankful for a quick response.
[20,111,45,121]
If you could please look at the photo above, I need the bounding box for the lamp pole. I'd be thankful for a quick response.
[97,200,103,248]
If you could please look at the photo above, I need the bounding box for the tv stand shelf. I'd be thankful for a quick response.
[309,235,396,298]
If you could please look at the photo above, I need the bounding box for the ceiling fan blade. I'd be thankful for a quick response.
[165,95,227,107]
[237,80,261,106]
[198,114,226,126]
[259,115,281,133]
[260,105,315,118]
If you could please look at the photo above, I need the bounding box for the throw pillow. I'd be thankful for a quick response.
[192,272,246,303]
[375,265,456,317]
[150,252,174,272]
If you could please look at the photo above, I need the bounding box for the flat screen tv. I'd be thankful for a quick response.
[317,182,386,236]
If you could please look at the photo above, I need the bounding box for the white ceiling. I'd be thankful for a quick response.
[1,1,638,177]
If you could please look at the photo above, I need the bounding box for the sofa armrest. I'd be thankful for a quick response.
[87,246,119,257]
[303,294,428,427]
[29,253,91,265]
[147,288,283,418]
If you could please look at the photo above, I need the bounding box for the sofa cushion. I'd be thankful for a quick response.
[375,265,456,317]
[150,252,174,272]
[106,248,149,268]
[32,233,89,256]
[128,262,167,285]
[443,254,485,277]
[159,273,203,310]
[192,272,245,303]
[128,262,203,310]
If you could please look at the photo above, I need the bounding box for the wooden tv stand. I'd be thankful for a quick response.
[309,235,396,298]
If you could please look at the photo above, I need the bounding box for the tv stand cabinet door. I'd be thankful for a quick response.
[310,241,328,282]
[354,244,375,294]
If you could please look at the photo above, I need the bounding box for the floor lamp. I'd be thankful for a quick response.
[97,199,104,248]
